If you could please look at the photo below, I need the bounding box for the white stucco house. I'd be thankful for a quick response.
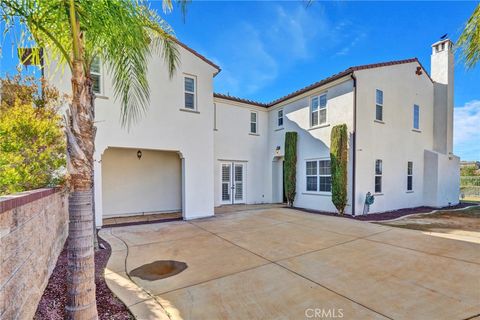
[51,38,460,226]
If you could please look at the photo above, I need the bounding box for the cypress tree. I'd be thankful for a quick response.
[330,124,348,214]
[284,131,298,207]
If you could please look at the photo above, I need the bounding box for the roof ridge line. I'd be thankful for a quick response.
[216,57,430,108]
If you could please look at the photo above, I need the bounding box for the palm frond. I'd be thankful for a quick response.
[457,4,480,68]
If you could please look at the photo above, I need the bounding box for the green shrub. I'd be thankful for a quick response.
[284,131,297,207]
[0,76,66,195]
[330,124,348,214]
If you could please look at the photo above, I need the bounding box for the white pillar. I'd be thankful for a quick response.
[94,155,103,228]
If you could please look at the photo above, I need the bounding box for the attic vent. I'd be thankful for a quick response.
[415,66,423,76]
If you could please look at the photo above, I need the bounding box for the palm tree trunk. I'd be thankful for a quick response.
[65,56,98,319]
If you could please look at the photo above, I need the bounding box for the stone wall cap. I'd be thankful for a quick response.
[0,187,62,214]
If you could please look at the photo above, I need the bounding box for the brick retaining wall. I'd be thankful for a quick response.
[0,188,68,319]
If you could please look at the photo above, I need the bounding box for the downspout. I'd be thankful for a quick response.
[351,73,357,216]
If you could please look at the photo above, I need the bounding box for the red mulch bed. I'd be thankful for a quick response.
[291,202,478,222]
[34,236,133,320]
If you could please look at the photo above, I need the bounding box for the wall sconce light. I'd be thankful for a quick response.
[275,145,281,156]
[137,150,142,160]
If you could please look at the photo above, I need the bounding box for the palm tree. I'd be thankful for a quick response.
[1,0,181,318]
[458,3,480,68]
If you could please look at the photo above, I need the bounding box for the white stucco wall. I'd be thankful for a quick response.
[49,45,218,226]
[354,62,435,213]
[213,99,269,206]
[102,148,181,216]
[267,78,355,214]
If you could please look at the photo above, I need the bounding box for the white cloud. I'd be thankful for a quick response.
[213,3,367,98]
[454,100,480,160]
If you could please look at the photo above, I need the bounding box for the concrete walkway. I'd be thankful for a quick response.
[99,208,480,320]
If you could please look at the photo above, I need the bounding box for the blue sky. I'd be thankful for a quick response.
[0,1,478,160]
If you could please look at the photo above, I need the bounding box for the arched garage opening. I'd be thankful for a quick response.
[101,147,182,219]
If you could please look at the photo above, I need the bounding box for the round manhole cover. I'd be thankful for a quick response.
[129,260,188,281]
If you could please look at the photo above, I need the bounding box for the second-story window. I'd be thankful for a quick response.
[278,109,283,127]
[407,161,413,191]
[375,159,383,193]
[311,94,327,127]
[250,111,258,134]
[184,76,196,109]
[413,104,420,129]
[375,89,383,121]
[91,57,102,95]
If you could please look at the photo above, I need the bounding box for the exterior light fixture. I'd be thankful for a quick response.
[275,146,281,156]
[137,150,142,160]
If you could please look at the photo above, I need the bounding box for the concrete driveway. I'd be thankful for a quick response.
[99,208,480,320]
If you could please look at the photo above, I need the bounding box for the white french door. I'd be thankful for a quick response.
[221,162,245,204]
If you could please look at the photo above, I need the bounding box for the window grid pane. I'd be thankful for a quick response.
[185,77,195,92]
[407,176,413,191]
[413,105,420,129]
[319,176,331,192]
[306,177,318,191]
[319,109,327,124]
[185,93,194,109]
[319,94,327,108]
[91,58,101,73]
[250,122,257,134]
[376,89,383,104]
[375,176,382,193]
[251,112,257,122]
[306,161,317,175]
[311,97,319,111]
[376,105,383,121]
[319,160,330,175]
[375,160,382,175]
[311,111,319,127]
[91,74,101,94]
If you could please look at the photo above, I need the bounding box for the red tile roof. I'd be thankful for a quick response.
[213,93,269,107]
[214,57,431,108]
[173,38,221,75]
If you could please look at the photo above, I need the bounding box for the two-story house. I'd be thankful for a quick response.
[51,38,459,227]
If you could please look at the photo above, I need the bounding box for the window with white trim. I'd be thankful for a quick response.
[184,76,196,109]
[413,104,420,129]
[306,159,331,192]
[311,94,327,127]
[277,109,283,127]
[91,57,102,95]
[375,89,383,121]
[375,159,382,193]
[407,161,413,191]
[250,111,258,134]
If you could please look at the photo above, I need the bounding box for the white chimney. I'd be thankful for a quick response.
[431,39,454,155]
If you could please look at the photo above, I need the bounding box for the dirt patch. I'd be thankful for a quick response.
[291,202,477,222]
[130,260,188,281]
[377,206,480,233]
[34,236,133,320]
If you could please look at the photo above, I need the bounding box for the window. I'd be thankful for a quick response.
[413,104,420,129]
[306,159,331,192]
[375,159,382,193]
[91,57,102,95]
[277,109,283,127]
[184,77,196,109]
[407,161,413,191]
[250,112,258,134]
[311,94,327,127]
[375,89,383,121]
[306,161,317,191]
